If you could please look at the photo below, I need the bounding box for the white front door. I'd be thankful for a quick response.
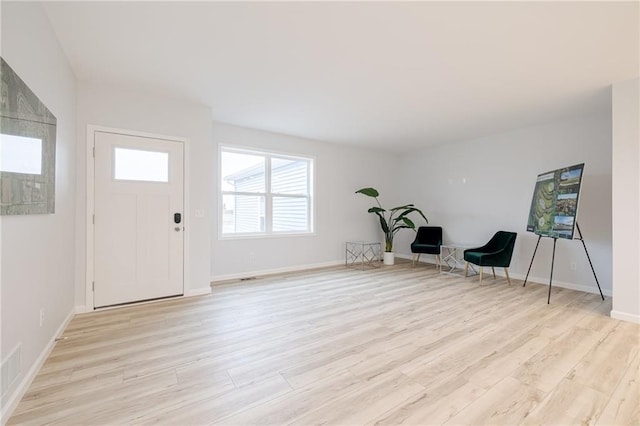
[94,131,184,308]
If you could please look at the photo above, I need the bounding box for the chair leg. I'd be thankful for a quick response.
[436,254,440,271]
[505,268,511,285]
[412,254,416,267]
[479,267,483,285]
[464,261,469,277]
[492,267,496,279]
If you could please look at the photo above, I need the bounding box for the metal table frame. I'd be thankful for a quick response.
[440,244,477,275]
[345,241,382,270]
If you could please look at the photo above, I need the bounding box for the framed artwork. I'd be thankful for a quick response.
[1,57,56,215]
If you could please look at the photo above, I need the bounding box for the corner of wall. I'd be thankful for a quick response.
[611,77,640,323]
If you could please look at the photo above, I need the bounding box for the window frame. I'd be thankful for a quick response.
[219,145,315,239]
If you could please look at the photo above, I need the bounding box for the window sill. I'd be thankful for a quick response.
[218,231,316,241]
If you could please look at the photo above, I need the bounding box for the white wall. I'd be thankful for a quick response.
[394,111,613,295]
[75,84,213,307]
[612,78,640,323]
[211,122,397,279]
[1,1,77,417]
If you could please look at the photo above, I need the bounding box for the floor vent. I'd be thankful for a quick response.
[240,277,257,281]
[1,343,21,397]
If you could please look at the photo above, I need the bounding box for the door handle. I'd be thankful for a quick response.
[174,213,182,224]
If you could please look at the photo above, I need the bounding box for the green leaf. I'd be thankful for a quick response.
[396,207,428,224]
[401,217,415,229]
[367,207,386,214]
[400,208,421,220]
[395,208,417,220]
[389,204,414,211]
[414,208,428,224]
[391,225,412,234]
[355,187,379,198]
[378,215,390,233]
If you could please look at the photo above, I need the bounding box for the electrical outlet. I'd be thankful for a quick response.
[570,262,577,271]
[39,308,44,327]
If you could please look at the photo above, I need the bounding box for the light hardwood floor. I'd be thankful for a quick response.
[8,261,640,425]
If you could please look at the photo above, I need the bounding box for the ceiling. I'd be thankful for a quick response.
[42,1,638,152]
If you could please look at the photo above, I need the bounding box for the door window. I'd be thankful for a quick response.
[114,147,169,182]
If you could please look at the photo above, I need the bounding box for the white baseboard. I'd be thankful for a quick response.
[396,252,612,297]
[211,260,344,283]
[610,310,640,324]
[521,275,612,298]
[497,270,612,297]
[212,253,612,299]
[1,307,75,424]
[186,287,212,297]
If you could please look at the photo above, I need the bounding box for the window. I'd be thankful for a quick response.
[221,147,313,236]
[114,147,169,182]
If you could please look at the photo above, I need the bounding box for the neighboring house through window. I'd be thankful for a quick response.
[220,146,314,236]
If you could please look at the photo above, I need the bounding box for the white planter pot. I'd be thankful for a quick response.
[383,252,395,265]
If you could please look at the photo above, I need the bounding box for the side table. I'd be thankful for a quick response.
[440,244,477,275]
[345,241,381,269]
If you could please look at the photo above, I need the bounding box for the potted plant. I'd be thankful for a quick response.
[356,187,428,265]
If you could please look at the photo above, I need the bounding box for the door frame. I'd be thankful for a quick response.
[85,125,190,311]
